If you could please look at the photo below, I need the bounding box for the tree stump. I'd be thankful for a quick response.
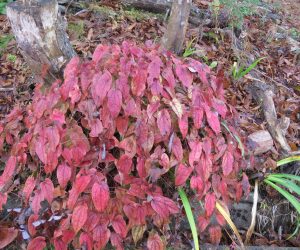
[161,0,191,54]
[6,0,76,84]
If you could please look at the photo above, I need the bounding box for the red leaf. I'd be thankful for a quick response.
[175,164,193,186]
[198,215,209,232]
[242,173,250,196]
[89,119,103,137]
[222,151,233,176]
[0,227,18,249]
[190,175,204,194]
[117,155,132,175]
[31,189,43,214]
[23,177,35,202]
[0,193,7,211]
[111,232,124,250]
[91,70,112,107]
[189,140,202,167]
[79,232,93,250]
[151,196,179,219]
[119,136,137,158]
[75,175,91,193]
[175,64,193,87]
[162,65,175,88]
[40,178,54,204]
[54,238,68,250]
[27,236,46,250]
[112,215,127,238]
[93,225,110,249]
[147,232,164,250]
[192,107,204,129]
[91,182,110,212]
[93,44,110,63]
[205,193,216,217]
[216,212,226,226]
[0,156,16,182]
[28,214,39,236]
[132,70,147,96]
[107,89,122,118]
[172,135,183,161]
[57,163,72,189]
[157,109,171,136]
[204,105,220,134]
[178,114,188,138]
[209,225,222,245]
[72,204,88,233]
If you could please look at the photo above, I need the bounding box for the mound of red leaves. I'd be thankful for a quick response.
[0,41,249,249]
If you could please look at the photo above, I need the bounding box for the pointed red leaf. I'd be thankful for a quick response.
[157,109,171,136]
[110,232,124,250]
[172,135,183,161]
[175,164,193,186]
[222,151,234,176]
[189,140,202,167]
[178,114,188,138]
[57,163,72,189]
[204,105,220,134]
[192,107,204,129]
[190,175,204,194]
[31,189,43,214]
[198,215,209,232]
[147,232,164,250]
[1,156,16,182]
[107,89,122,118]
[93,225,110,249]
[205,193,216,217]
[151,196,179,219]
[175,64,193,87]
[91,182,110,212]
[75,175,91,193]
[132,70,147,96]
[72,204,88,233]
[79,232,93,250]
[40,178,54,204]
[209,225,222,245]
[112,215,127,239]
[22,177,35,201]
[27,236,46,250]
[91,70,112,106]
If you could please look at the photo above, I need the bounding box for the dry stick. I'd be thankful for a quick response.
[245,180,259,244]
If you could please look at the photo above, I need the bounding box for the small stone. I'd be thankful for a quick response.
[247,130,273,155]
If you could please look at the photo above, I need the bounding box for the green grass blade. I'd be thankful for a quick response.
[221,121,245,157]
[266,176,300,196]
[240,57,266,78]
[277,156,300,167]
[264,180,300,214]
[269,174,300,182]
[178,188,200,250]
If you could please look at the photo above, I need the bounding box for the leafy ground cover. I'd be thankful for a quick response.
[0,0,299,249]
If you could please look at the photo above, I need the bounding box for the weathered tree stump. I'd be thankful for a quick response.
[161,0,191,54]
[6,0,76,84]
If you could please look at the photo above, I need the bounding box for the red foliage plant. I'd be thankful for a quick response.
[0,41,249,249]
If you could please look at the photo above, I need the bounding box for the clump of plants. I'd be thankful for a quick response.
[0,41,249,249]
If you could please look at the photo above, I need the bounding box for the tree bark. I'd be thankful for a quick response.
[6,0,76,84]
[161,0,191,54]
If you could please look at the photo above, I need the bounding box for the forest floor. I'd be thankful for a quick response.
[0,0,299,248]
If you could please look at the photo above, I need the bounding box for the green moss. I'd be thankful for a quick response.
[68,21,85,39]
[7,53,16,63]
[0,34,14,55]
[123,7,164,21]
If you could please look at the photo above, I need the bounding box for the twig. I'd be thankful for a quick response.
[245,180,259,244]
[0,87,14,92]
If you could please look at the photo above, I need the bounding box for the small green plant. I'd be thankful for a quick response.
[264,155,300,215]
[7,53,16,63]
[178,188,200,250]
[183,38,198,58]
[0,34,13,55]
[232,57,265,80]
[218,0,260,28]
[0,0,13,15]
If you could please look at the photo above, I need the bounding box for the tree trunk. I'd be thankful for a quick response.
[6,0,76,84]
[161,0,191,54]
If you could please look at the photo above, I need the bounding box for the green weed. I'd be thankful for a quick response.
[68,21,85,39]
[232,57,265,80]
[7,53,16,62]
[0,34,14,55]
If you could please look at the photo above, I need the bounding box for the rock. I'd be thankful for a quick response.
[247,130,273,155]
